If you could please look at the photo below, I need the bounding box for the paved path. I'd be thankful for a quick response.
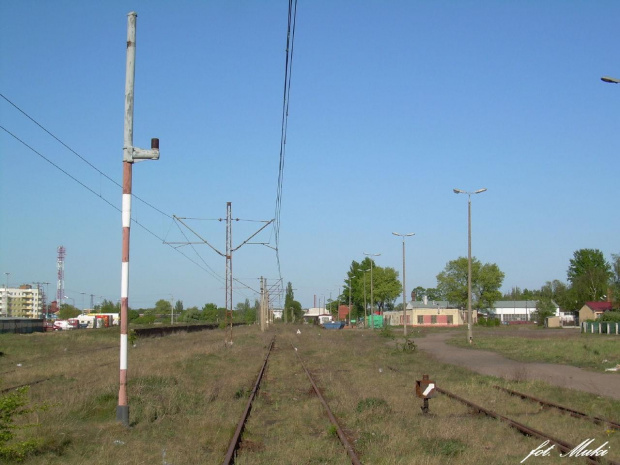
[414,332,620,400]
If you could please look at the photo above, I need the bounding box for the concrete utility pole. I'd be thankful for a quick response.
[117,11,160,427]
[260,277,265,332]
[392,232,415,337]
[453,188,486,345]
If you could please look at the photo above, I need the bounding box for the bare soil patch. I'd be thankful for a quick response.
[414,329,620,400]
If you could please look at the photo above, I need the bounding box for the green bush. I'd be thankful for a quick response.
[0,387,48,462]
[477,316,500,327]
[600,311,620,322]
[378,325,394,339]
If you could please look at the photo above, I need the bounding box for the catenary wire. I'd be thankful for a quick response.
[0,124,224,282]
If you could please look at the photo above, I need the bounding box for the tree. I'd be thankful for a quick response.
[567,249,612,305]
[436,257,504,310]
[425,288,442,301]
[611,253,620,308]
[341,257,376,320]
[201,303,224,323]
[372,266,402,312]
[174,300,184,315]
[411,286,442,302]
[533,297,556,326]
[98,299,119,314]
[283,282,302,322]
[411,286,426,301]
[340,258,402,318]
[154,299,172,318]
[58,304,80,319]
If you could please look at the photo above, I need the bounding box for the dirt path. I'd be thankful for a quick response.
[413,331,620,400]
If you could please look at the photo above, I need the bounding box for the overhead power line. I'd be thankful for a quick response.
[0,92,171,220]
[0,123,224,283]
[274,0,299,284]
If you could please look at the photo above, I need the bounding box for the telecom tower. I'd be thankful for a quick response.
[57,246,66,308]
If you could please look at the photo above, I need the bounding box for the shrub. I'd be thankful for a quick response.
[600,311,620,322]
[0,387,48,462]
[378,325,394,339]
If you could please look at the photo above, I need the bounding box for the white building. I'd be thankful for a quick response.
[0,285,43,318]
[488,300,560,323]
[303,307,332,324]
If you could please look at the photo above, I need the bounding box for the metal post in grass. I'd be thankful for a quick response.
[118,11,160,426]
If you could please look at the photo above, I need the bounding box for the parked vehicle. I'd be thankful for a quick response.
[53,320,74,330]
[322,321,345,330]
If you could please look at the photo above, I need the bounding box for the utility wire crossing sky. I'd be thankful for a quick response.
[0,1,618,310]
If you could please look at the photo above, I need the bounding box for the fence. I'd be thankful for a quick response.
[0,318,45,334]
[581,321,620,335]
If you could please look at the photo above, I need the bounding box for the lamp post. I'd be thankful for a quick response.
[453,188,487,344]
[363,253,381,329]
[392,232,415,337]
[601,76,620,84]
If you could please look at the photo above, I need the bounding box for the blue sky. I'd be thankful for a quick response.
[1,1,618,310]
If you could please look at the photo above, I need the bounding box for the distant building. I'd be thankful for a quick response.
[338,305,351,321]
[0,285,43,319]
[384,298,468,327]
[303,307,332,325]
[579,301,613,322]
[487,300,560,323]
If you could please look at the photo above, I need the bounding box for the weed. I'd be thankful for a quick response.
[420,438,467,457]
[398,338,416,352]
[378,326,394,339]
[0,387,49,462]
[356,397,390,413]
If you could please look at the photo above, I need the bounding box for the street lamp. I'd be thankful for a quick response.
[601,76,620,84]
[363,253,381,329]
[63,295,76,309]
[453,188,487,344]
[392,232,415,337]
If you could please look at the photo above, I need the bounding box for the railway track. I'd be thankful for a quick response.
[493,385,620,430]
[437,386,620,465]
[222,335,362,464]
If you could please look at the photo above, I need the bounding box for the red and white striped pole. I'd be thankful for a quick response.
[117,11,159,426]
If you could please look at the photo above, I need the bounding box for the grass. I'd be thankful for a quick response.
[0,325,619,464]
[446,327,620,370]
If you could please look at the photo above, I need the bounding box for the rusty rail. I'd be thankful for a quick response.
[493,385,620,430]
[293,344,363,465]
[437,387,618,465]
[222,336,276,465]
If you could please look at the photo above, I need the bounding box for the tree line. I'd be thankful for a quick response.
[331,248,619,321]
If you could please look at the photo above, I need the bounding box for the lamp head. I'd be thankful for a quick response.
[601,76,620,84]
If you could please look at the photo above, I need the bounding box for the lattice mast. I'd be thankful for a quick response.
[57,246,66,308]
